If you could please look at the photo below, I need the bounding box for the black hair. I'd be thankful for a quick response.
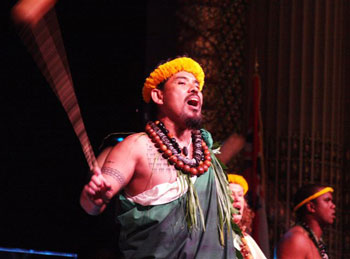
[293,184,328,220]
[143,80,166,123]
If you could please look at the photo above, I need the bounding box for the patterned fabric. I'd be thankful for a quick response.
[176,0,247,141]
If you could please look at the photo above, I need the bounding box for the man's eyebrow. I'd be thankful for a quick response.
[174,76,199,84]
[174,76,189,80]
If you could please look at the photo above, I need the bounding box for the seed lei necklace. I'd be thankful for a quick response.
[239,233,253,259]
[299,221,329,259]
[145,121,211,176]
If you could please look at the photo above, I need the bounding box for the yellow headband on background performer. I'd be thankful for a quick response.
[293,187,334,212]
[142,57,205,103]
[227,174,249,195]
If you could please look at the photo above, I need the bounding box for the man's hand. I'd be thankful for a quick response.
[80,166,113,215]
[12,0,57,28]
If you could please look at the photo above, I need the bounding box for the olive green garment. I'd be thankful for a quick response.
[117,130,236,259]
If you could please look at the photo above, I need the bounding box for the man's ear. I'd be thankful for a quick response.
[151,88,164,105]
[306,202,316,213]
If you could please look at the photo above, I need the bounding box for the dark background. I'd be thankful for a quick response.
[0,0,177,257]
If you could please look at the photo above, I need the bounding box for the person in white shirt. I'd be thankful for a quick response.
[228,174,267,259]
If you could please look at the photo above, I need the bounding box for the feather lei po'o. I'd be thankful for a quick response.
[142,57,205,103]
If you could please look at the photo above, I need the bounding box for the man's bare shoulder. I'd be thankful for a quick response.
[276,226,310,259]
[111,132,149,151]
[123,132,148,142]
[284,225,308,238]
[100,132,150,166]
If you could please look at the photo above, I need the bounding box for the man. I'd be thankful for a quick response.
[80,57,237,258]
[11,2,238,257]
[276,184,336,259]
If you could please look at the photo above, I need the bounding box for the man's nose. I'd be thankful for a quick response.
[188,84,199,93]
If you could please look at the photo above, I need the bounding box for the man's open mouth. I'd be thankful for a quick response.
[186,95,200,107]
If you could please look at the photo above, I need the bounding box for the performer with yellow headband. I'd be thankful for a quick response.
[228,174,267,259]
[80,57,239,258]
[276,184,336,259]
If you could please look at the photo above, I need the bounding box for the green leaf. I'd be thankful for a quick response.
[231,221,243,237]
[212,141,221,150]
[236,249,243,259]
[217,158,228,170]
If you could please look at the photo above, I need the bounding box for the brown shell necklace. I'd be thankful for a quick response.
[145,121,211,176]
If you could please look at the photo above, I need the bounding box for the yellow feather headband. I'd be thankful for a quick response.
[142,57,205,103]
[227,174,249,195]
[293,187,334,212]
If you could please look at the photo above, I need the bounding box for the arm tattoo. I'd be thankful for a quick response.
[101,167,126,186]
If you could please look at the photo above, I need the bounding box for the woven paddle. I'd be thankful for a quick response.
[17,9,97,170]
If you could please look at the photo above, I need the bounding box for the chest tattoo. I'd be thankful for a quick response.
[146,142,175,175]
[105,160,115,164]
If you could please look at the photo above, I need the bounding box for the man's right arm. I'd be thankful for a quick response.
[80,133,143,215]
